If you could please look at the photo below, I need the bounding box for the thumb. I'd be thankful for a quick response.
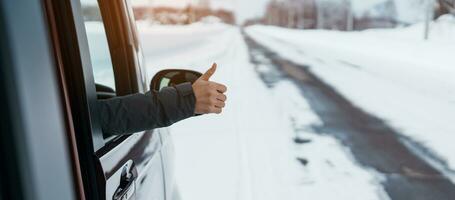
[200,63,217,81]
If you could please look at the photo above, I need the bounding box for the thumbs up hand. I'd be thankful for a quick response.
[192,63,227,114]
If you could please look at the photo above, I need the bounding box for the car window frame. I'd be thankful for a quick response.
[94,0,148,146]
[71,0,109,151]
[77,0,127,146]
[42,0,148,198]
[42,0,106,198]
[98,0,144,95]
[74,0,146,151]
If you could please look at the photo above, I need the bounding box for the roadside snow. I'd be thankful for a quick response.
[138,22,388,200]
[245,15,455,173]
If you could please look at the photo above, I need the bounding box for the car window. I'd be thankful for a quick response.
[81,0,119,142]
[81,0,116,92]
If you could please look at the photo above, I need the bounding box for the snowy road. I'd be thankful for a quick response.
[137,22,455,200]
[245,22,455,175]
[244,33,455,199]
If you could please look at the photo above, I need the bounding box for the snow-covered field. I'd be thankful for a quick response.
[245,15,455,175]
[138,22,388,200]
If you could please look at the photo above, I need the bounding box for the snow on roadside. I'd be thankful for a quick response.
[138,22,388,200]
[245,16,455,173]
[362,14,455,43]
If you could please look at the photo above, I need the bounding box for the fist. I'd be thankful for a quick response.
[192,63,227,114]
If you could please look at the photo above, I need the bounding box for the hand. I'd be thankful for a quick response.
[192,63,227,114]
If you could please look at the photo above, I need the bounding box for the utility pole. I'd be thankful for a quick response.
[346,0,354,31]
[424,0,435,40]
[288,3,295,28]
[274,1,280,25]
[301,0,305,29]
[279,2,285,27]
[316,0,324,29]
[296,0,305,29]
[148,0,154,22]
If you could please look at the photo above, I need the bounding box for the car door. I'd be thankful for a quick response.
[43,0,175,199]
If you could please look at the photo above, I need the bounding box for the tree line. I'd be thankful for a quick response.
[244,0,455,30]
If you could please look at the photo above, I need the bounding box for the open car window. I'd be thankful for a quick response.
[81,0,117,97]
[81,0,120,143]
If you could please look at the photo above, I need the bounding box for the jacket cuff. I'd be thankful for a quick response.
[174,82,196,117]
[175,82,194,97]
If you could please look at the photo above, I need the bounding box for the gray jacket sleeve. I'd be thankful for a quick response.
[98,82,196,136]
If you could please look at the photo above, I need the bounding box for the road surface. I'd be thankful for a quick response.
[244,33,455,200]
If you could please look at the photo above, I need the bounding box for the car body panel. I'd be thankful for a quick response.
[42,0,177,199]
[97,130,167,200]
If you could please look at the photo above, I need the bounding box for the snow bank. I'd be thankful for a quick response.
[245,17,455,173]
[364,14,455,43]
[138,23,388,200]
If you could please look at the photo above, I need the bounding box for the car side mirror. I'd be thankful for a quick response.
[150,69,202,91]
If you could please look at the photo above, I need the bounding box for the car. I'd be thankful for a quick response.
[0,0,200,199]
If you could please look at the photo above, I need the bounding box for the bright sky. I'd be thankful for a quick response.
[233,0,270,23]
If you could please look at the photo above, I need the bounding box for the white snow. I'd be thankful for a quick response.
[245,15,455,174]
[138,22,388,200]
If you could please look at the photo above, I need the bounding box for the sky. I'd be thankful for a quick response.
[233,0,270,23]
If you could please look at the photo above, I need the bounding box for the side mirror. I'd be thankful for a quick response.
[150,69,202,91]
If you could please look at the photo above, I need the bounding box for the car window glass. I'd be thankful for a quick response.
[81,0,116,92]
[159,78,170,90]
[81,0,119,142]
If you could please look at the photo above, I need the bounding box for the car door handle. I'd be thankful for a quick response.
[113,162,137,200]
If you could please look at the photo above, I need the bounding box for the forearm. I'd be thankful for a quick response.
[98,82,196,136]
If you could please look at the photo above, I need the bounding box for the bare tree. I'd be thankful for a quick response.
[437,0,455,15]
